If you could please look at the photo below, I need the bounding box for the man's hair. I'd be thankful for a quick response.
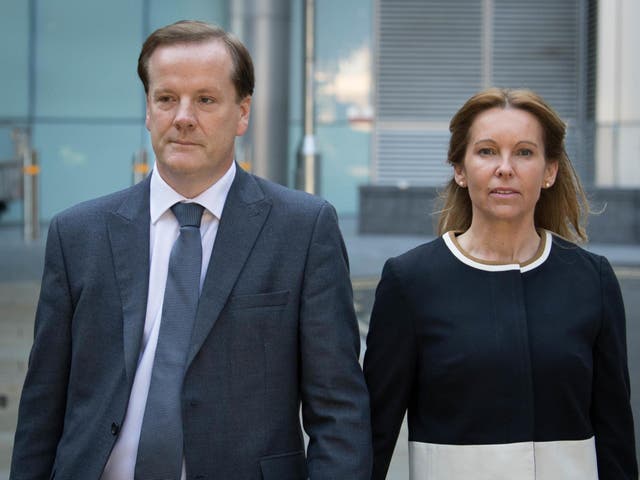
[138,20,254,101]
[438,87,590,243]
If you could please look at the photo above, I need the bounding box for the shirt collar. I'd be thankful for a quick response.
[149,162,236,224]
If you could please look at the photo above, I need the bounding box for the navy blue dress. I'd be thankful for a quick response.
[364,231,637,480]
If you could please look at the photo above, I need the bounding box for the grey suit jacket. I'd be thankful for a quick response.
[10,166,372,479]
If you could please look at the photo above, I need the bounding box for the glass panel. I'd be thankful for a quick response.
[36,0,144,118]
[0,0,30,118]
[316,125,371,215]
[315,0,372,125]
[288,1,373,215]
[0,127,18,159]
[288,0,303,124]
[33,123,143,220]
[148,0,228,32]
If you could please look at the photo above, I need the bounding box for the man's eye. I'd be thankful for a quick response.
[157,96,173,103]
[200,97,215,104]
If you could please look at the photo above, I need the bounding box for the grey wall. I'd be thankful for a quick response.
[359,185,640,244]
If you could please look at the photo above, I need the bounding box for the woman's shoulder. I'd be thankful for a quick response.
[391,235,447,262]
[383,235,453,278]
[548,232,607,270]
[544,232,624,293]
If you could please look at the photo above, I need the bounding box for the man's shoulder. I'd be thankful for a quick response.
[54,180,146,226]
[247,173,328,213]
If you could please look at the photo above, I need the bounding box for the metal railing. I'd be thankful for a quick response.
[132,149,149,184]
[0,158,22,209]
[0,128,39,241]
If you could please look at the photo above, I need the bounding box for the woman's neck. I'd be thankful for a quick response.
[456,221,541,264]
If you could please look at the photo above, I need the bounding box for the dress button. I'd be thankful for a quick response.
[111,422,120,435]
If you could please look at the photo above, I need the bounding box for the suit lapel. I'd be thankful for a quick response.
[107,177,151,384]
[187,167,271,367]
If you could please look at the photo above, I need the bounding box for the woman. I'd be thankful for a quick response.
[363,88,637,480]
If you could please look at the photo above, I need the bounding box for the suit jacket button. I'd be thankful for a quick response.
[111,422,120,435]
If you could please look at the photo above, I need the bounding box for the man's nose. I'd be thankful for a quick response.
[173,100,196,129]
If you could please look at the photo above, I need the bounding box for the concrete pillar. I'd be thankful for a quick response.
[231,0,291,186]
[596,0,640,186]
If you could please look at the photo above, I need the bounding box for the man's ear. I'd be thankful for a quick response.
[236,96,252,136]
[145,96,151,131]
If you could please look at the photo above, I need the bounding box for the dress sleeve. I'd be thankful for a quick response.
[364,258,418,480]
[591,256,638,479]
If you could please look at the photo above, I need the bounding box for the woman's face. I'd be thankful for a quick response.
[454,107,558,229]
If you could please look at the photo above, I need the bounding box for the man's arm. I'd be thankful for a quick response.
[298,202,373,479]
[11,217,73,479]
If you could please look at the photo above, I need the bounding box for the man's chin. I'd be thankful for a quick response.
[157,158,207,177]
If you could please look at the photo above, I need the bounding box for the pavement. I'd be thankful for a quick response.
[1,217,639,478]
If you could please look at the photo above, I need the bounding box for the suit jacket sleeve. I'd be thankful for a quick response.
[11,217,73,479]
[591,256,638,479]
[363,258,417,480]
[298,202,373,479]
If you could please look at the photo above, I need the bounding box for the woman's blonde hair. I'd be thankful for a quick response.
[437,87,589,243]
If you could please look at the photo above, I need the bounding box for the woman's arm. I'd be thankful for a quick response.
[591,256,638,479]
[364,259,418,480]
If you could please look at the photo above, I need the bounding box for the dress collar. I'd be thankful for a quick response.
[443,229,552,273]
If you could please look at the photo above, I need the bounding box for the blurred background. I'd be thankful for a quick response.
[0,0,639,478]
[0,0,638,235]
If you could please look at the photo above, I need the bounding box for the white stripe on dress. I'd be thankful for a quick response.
[409,436,598,480]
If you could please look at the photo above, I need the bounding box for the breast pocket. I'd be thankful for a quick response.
[223,290,291,390]
[227,290,290,310]
[259,451,307,480]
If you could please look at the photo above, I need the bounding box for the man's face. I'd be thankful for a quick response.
[145,39,251,197]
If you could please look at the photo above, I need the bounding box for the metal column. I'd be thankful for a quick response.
[295,0,320,195]
[230,0,291,186]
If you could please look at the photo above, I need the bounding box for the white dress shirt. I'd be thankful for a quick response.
[101,163,236,480]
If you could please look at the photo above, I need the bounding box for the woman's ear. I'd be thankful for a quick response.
[454,165,466,188]
[544,160,558,188]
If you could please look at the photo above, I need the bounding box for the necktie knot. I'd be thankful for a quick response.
[171,202,204,228]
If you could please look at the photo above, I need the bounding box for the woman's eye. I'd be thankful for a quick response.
[478,148,494,156]
[518,149,533,157]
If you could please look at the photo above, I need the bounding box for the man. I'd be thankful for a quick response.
[11,20,372,479]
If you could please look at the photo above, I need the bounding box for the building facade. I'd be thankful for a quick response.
[1,0,638,242]
[0,0,371,223]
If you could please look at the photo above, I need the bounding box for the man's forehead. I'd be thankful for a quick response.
[150,39,228,62]
[146,40,233,85]
[147,42,235,93]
